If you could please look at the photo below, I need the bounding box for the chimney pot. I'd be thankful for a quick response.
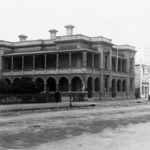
[49,29,58,40]
[18,34,28,42]
[65,25,74,36]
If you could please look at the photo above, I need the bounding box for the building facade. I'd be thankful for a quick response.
[135,64,150,98]
[0,25,136,100]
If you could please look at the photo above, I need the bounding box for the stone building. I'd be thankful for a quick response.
[0,25,136,100]
[135,64,150,98]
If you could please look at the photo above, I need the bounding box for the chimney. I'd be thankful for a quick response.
[65,25,74,36]
[49,29,58,40]
[18,34,28,42]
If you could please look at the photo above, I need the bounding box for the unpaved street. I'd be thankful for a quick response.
[1,100,150,150]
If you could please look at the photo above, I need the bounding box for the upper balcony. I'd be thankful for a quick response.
[2,51,101,76]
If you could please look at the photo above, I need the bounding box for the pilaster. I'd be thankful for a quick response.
[82,52,87,67]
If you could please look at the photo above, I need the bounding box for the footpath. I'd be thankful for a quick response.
[0,98,148,113]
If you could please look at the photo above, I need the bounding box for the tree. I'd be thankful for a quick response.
[13,77,36,94]
[0,79,9,93]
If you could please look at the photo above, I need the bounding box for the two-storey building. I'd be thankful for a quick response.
[0,25,136,100]
[135,64,150,98]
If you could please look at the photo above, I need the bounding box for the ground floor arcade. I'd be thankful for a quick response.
[3,74,135,100]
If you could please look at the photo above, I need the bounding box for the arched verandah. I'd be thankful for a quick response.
[112,79,116,98]
[87,77,93,98]
[117,79,121,92]
[35,78,44,92]
[59,77,69,91]
[47,78,56,92]
[122,80,126,92]
[94,77,100,92]
[4,78,11,84]
[13,78,20,84]
[71,77,82,91]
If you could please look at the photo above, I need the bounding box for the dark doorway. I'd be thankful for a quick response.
[47,78,56,92]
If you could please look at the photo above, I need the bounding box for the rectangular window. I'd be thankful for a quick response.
[59,53,69,68]
[35,55,45,69]
[87,53,92,68]
[47,54,56,68]
[24,55,33,70]
[112,57,116,71]
[3,57,11,70]
[122,59,126,72]
[13,56,22,70]
[94,54,99,68]
[129,58,133,73]
[104,55,108,70]
[71,52,82,68]
[118,59,121,72]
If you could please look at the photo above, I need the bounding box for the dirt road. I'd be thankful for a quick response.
[0,100,150,150]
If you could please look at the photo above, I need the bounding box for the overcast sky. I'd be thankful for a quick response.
[0,0,150,61]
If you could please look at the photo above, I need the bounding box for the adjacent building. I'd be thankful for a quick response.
[0,25,136,100]
[135,64,150,98]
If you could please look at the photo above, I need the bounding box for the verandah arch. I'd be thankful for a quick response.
[4,78,11,84]
[47,77,56,92]
[13,78,20,84]
[94,77,100,91]
[59,77,69,91]
[112,79,116,97]
[87,77,93,98]
[122,80,126,92]
[35,78,44,92]
[71,77,82,91]
[117,79,121,92]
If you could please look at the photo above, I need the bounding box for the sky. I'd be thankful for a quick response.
[0,0,150,62]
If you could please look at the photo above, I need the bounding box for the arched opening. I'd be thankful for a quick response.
[87,77,93,98]
[122,80,126,92]
[104,76,109,92]
[5,78,11,84]
[112,79,116,97]
[35,78,44,92]
[117,79,121,92]
[71,77,82,91]
[59,77,69,91]
[47,78,56,92]
[94,77,99,91]
[13,78,20,84]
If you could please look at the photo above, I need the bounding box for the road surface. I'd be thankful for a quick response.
[0,100,150,150]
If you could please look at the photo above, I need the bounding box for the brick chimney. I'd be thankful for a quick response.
[65,25,74,36]
[18,35,28,42]
[49,29,58,40]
